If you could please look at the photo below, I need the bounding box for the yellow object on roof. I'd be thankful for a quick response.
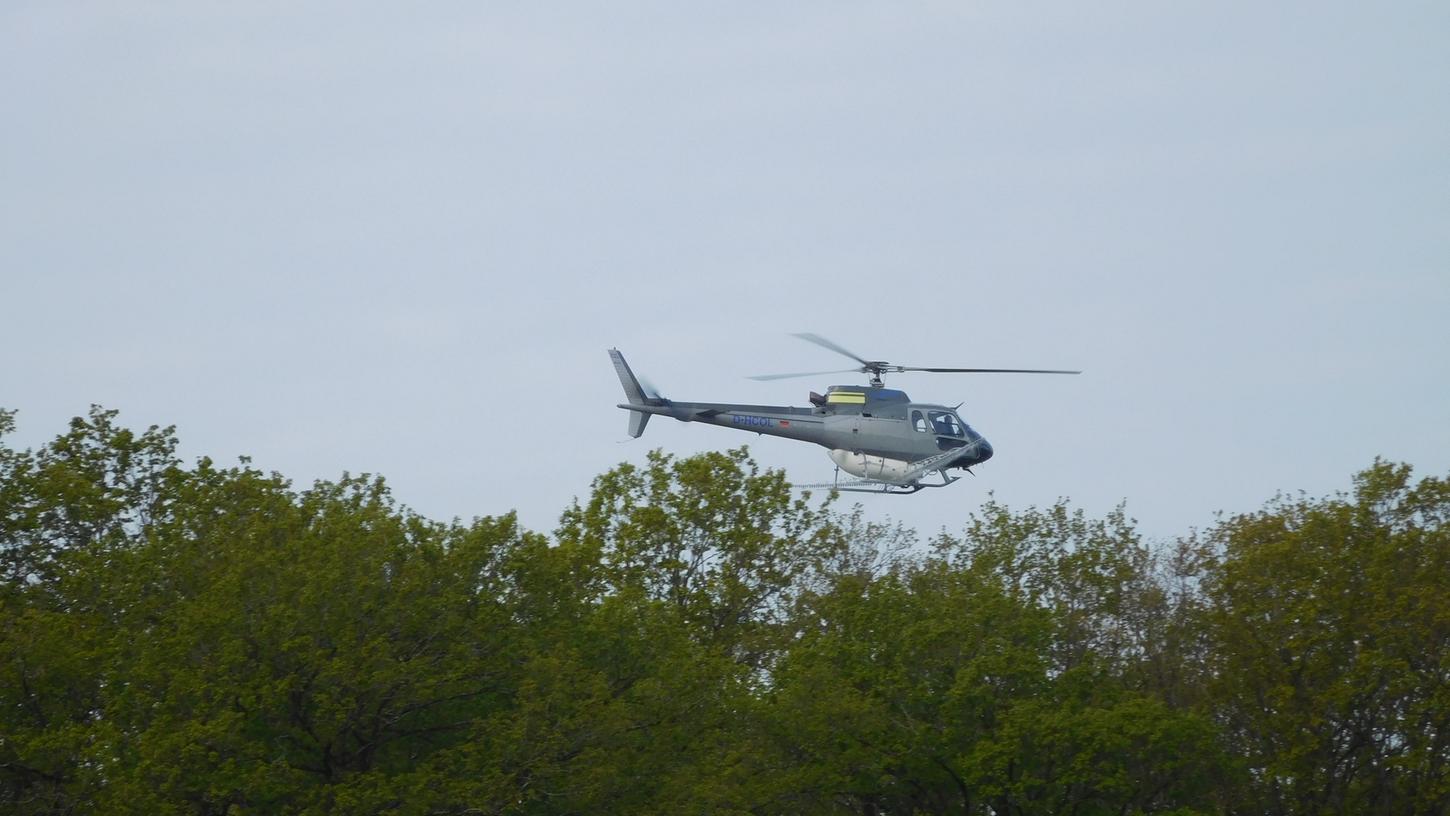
[827,391,867,404]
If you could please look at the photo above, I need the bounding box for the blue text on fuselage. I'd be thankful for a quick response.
[732,415,774,428]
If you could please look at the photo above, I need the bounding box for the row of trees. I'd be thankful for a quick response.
[1,407,1446,814]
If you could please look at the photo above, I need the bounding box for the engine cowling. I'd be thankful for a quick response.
[828,449,917,484]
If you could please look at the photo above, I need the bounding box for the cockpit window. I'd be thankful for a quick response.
[927,410,964,437]
[912,410,929,433]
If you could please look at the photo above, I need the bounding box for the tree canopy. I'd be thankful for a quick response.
[1,406,1446,814]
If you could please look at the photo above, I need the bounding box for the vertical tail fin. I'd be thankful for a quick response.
[609,349,652,438]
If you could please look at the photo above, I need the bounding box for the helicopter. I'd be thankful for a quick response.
[609,333,1079,494]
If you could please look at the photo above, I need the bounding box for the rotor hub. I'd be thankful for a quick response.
[862,362,898,387]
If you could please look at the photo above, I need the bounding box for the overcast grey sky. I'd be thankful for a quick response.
[4,2,1447,542]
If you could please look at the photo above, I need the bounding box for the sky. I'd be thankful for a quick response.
[3,2,1447,544]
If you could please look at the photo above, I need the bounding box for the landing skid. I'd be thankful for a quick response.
[798,467,963,495]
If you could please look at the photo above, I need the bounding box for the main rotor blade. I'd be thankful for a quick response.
[899,367,1082,375]
[791,333,870,366]
[748,368,861,382]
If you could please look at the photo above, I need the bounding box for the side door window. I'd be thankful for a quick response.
[928,411,964,437]
[912,410,930,433]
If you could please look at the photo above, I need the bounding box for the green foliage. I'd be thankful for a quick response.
[556,447,838,669]
[766,503,1224,815]
[1,408,1446,814]
[1204,460,1450,815]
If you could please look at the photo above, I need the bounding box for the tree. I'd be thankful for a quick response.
[766,500,1224,815]
[0,415,820,813]
[3,407,1446,814]
[1204,460,1450,815]
[1,406,187,812]
[556,447,839,670]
